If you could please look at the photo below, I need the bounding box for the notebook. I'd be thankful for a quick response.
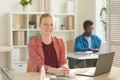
[0,67,12,80]
[76,52,115,76]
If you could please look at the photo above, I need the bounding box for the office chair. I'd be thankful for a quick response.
[27,59,32,72]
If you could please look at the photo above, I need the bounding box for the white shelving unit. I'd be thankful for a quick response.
[0,46,11,52]
[9,0,76,72]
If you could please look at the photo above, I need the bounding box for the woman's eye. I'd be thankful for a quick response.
[44,24,47,26]
[50,24,53,26]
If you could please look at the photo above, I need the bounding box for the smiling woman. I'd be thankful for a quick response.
[28,13,70,76]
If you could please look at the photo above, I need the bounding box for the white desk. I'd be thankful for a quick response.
[67,52,98,60]
[0,66,120,80]
[67,52,98,68]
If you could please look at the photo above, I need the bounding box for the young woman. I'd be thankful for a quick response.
[28,13,70,75]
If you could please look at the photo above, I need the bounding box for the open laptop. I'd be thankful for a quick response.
[0,67,12,80]
[76,52,115,76]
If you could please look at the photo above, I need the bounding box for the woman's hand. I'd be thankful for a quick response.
[59,65,70,76]
[46,67,63,75]
[46,65,70,76]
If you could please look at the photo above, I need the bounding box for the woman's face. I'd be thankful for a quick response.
[40,17,55,36]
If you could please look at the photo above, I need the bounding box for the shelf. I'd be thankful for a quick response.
[53,13,75,16]
[29,29,40,31]
[13,46,27,48]
[11,12,44,14]
[13,29,28,31]
[29,29,75,32]
[0,46,11,52]
[11,12,75,16]
[55,30,75,32]
[14,61,27,64]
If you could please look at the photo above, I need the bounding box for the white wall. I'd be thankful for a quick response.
[0,0,18,46]
[76,0,96,37]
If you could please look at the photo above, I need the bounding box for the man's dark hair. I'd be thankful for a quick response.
[83,20,93,30]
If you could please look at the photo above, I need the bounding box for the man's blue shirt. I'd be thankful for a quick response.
[75,33,101,51]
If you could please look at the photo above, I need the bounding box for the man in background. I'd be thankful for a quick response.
[74,20,101,68]
[75,20,101,52]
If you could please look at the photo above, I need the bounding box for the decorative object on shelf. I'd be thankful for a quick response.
[66,0,74,14]
[61,24,66,30]
[29,21,35,29]
[19,0,32,12]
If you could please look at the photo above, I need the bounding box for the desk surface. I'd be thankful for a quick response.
[67,52,98,60]
[0,66,120,80]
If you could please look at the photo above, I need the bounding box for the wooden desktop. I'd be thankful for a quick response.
[0,66,119,80]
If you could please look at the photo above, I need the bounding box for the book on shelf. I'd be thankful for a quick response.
[13,31,25,46]
[13,14,21,29]
[18,31,25,46]
[13,14,27,29]
[44,0,52,12]
[39,0,44,12]
[68,16,73,30]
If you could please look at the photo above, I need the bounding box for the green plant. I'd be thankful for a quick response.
[19,0,32,7]
[100,7,107,32]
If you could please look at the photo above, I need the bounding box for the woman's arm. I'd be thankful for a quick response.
[57,39,70,75]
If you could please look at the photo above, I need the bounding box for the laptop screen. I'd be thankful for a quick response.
[75,52,115,76]
[0,67,12,80]
[95,52,115,76]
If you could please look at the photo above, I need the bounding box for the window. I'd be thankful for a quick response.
[107,0,120,67]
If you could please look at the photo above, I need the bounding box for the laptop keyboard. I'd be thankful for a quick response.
[76,68,95,76]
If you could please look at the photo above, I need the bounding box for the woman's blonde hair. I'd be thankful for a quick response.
[40,13,55,23]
